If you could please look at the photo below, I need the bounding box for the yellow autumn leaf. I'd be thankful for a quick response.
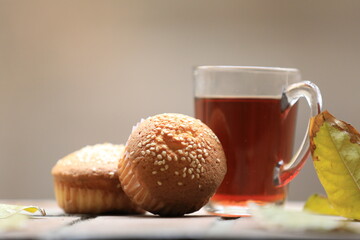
[310,110,360,220]
[0,204,46,219]
[303,194,338,216]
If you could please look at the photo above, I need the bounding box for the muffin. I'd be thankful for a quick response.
[118,113,227,216]
[52,143,143,214]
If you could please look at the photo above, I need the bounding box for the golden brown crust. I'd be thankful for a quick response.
[53,181,141,214]
[52,143,143,214]
[119,113,227,216]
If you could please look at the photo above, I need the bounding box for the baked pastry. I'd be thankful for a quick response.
[52,143,143,214]
[118,113,227,216]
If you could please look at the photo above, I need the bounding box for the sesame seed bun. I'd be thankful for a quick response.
[51,143,143,214]
[118,113,227,216]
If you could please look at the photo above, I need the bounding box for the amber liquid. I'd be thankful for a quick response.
[195,97,298,206]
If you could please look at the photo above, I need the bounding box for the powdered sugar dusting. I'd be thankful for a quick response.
[57,143,124,167]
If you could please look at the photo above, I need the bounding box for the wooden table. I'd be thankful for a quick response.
[1,200,360,239]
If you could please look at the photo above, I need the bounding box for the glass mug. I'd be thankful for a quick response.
[194,66,322,216]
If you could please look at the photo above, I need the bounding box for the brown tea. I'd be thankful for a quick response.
[195,97,298,205]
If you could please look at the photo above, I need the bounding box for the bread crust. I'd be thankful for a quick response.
[119,114,227,216]
[52,143,143,214]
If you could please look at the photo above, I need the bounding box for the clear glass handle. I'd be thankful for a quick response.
[273,81,322,187]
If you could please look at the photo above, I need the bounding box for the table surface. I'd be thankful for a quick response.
[1,200,360,240]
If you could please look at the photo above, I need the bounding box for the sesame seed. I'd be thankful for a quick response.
[130,151,134,155]
[178,150,183,154]
[162,151,166,157]
[196,174,200,179]
[147,134,152,138]
[146,150,150,155]
[167,156,172,161]
[201,158,205,163]
[138,142,142,147]
[141,151,145,155]
[201,167,205,173]
[181,157,186,161]
[150,147,155,151]
[168,133,173,137]
[198,154,203,158]
[191,175,195,180]
[193,144,197,148]
[174,155,178,161]
[204,152,209,157]
[188,168,193,174]
[178,182,183,186]
[151,152,156,156]
[199,184,202,188]
[165,165,169,170]
[157,154,163,160]
[197,149,202,153]
[183,167,187,172]
[160,168,165,171]
[152,171,157,175]
[189,154,195,159]
[216,158,221,163]
[183,173,186,178]
[157,181,162,186]
[174,171,179,175]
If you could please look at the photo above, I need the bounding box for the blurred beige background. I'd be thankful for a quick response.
[1,0,359,200]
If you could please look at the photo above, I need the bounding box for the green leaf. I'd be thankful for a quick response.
[310,111,360,220]
[303,194,338,216]
[0,204,46,219]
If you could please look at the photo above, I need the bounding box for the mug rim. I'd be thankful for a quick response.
[195,65,299,73]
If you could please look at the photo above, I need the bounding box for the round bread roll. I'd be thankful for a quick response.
[52,143,143,214]
[118,113,227,216]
